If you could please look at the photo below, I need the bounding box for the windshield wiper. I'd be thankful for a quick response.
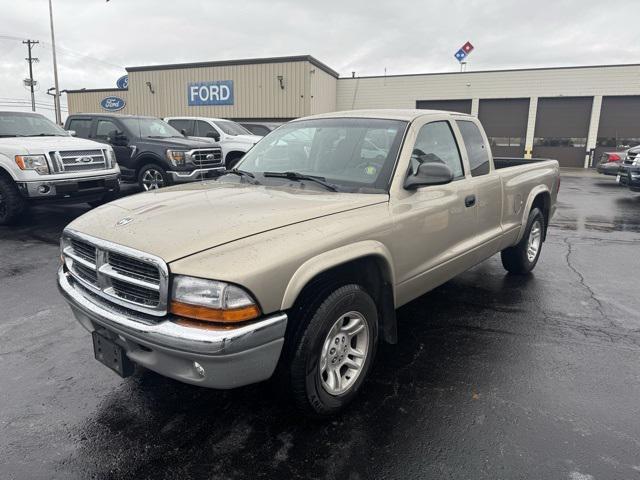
[221,168,259,183]
[25,133,65,137]
[262,171,338,192]
[0,134,25,137]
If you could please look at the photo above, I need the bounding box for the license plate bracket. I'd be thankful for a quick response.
[92,331,135,378]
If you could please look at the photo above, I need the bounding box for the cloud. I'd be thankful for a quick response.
[1,0,639,120]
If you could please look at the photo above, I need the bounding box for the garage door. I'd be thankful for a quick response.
[594,96,640,165]
[478,98,529,158]
[416,99,472,114]
[533,97,593,168]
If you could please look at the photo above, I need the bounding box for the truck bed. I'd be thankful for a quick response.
[493,157,554,169]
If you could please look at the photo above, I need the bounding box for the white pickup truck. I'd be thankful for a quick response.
[59,109,559,415]
[164,117,262,169]
[0,111,120,224]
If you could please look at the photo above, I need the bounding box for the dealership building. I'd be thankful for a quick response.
[66,55,640,168]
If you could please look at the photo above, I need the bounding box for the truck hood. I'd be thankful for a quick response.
[227,134,262,144]
[66,182,387,263]
[0,135,105,154]
[138,136,217,149]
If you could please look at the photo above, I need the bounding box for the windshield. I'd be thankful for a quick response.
[214,120,252,136]
[120,117,183,138]
[237,118,408,193]
[0,112,67,137]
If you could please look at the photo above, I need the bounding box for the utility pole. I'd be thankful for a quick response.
[23,39,39,112]
[48,0,62,124]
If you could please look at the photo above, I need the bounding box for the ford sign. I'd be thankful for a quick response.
[188,80,234,106]
[116,75,128,89]
[100,96,126,111]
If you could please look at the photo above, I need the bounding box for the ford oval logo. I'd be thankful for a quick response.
[100,96,126,112]
[76,156,93,163]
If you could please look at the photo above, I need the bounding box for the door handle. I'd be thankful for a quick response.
[465,194,476,208]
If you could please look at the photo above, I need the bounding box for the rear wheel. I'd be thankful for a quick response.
[0,175,27,225]
[138,164,170,191]
[501,207,544,274]
[288,284,378,416]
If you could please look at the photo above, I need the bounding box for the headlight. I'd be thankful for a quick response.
[166,149,187,167]
[170,275,261,323]
[15,155,50,175]
[105,148,117,168]
[633,157,640,166]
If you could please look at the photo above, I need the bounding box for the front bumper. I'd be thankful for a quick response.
[167,167,224,183]
[626,166,640,191]
[17,173,119,200]
[58,267,287,389]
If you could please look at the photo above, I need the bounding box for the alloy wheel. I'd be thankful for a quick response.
[319,311,369,396]
[527,220,542,262]
[141,169,165,191]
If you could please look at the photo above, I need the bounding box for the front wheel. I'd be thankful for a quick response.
[137,164,170,191]
[501,207,545,274]
[0,175,27,225]
[289,284,378,416]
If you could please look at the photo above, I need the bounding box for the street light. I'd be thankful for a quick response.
[48,0,62,124]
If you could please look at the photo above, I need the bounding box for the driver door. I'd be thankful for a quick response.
[390,118,478,306]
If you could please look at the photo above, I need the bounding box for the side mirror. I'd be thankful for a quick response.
[67,130,77,137]
[180,128,187,136]
[404,162,454,190]
[206,131,220,142]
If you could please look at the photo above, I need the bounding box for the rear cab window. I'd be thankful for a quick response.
[168,119,194,136]
[456,120,491,176]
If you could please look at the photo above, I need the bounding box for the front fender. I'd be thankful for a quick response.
[280,240,395,311]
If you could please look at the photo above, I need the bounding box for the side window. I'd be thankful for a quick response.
[168,119,193,135]
[95,120,119,140]
[412,121,464,179]
[195,120,216,137]
[456,120,490,176]
[67,118,92,138]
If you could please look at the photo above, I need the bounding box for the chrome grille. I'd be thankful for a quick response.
[625,150,638,164]
[189,148,223,168]
[62,231,168,316]
[50,149,108,173]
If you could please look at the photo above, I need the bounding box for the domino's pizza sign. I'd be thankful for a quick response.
[100,96,126,111]
[188,80,234,106]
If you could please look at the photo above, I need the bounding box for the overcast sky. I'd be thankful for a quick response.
[1,0,639,120]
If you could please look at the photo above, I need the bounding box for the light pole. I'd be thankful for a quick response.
[48,0,62,124]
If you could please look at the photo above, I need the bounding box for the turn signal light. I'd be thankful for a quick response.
[170,301,260,323]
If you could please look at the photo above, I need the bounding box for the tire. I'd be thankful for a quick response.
[225,152,244,170]
[137,164,171,191]
[288,284,378,416]
[501,207,545,274]
[0,175,27,225]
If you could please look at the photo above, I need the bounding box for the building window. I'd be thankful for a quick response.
[596,137,640,149]
[533,137,587,148]
[488,137,523,147]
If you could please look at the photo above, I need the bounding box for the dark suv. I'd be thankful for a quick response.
[64,114,223,190]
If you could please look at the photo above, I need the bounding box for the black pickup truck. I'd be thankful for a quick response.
[64,114,223,191]
[617,146,640,192]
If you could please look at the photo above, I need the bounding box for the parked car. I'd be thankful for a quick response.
[596,151,626,176]
[240,121,284,136]
[58,109,559,415]
[0,111,120,225]
[164,117,262,169]
[617,145,640,191]
[64,114,223,191]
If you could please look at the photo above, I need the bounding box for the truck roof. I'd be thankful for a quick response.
[298,109,475,122]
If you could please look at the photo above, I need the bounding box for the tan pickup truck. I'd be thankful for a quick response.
[58,109,559,415]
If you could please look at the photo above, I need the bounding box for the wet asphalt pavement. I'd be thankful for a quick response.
[1,173,640,480]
